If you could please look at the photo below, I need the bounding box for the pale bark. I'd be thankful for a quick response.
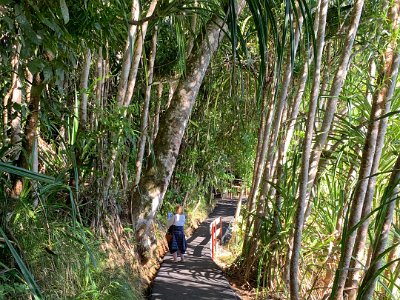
[79,48,92,129]
[308,0,365,195]
[116,0,139,105]
[246,84,276,248]
[283,51,309,155]
[235,186,245,221]
[289,0,329,298]
[134,27,158,186]
[96,48,103,104]
[123,0,158,107]
[283,0,321,156]
[262,5,303,188]
[130,0,246,249]
[167,80,179,109]
[345,55,396,298]
[152,83,163,141]
[330,8,399,299]
[358,154,400,299]
[242,83,269,252]
[186,0,198,57]
[4,43,23,145]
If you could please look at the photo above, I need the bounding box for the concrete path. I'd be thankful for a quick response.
[150,199,240,300]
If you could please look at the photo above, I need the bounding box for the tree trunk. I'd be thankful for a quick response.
[329,2,399,297]
[289,0,329,298]
[134,27,158,185]
[79,48,92,129]
[308,0,365,195]
[4,42,23,146]
[130,0,246,251]
[358,154,400,299]
[123,0,158,107]
[116,0,140,105]
[345,52,399,299]
[264,2,303,177]
[242,74,272,252]
[19,73,43,170]
[152,83,163,141]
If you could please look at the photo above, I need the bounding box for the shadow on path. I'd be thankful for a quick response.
[149,199,240,300]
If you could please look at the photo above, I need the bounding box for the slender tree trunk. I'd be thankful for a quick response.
[19,73,43,170]
[242,75,272,252]
[116,0,139,105]
[261,5,303,195]
[235,186,245,221]
[130,0,246,251]
[166,79,178,109]
[152,83,163,141]
[345,55,397,299]
[186,0,198,57]
[289,0,329,298]
[123,0,158,107]
[283,51,309,155]
[79,49,92,129]
[358,154,400,299]
[329,2,399,297]
[308,0,365,194]
[6,43,23,146]
[134,27,158,185]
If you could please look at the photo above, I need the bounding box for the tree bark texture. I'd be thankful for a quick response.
[4,42,23,145]
[308,0,365,195]
[152,83,163,141]
[116,0,139,105]
[358,154,400,299]
[346,52,400,299]
[79,48,92,129]
[123,0,158,107]
[289,0,329,298]
[330,2,400,298]
[134,27,158,186]
[19,73,43,170]
[130,0,246,250]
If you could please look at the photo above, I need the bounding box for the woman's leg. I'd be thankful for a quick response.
[172,252,178,262]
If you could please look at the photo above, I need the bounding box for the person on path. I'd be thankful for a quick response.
[167,205,187,262]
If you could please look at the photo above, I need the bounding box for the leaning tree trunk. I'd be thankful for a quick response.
[358,153,400,299]
[307,0,365,195]
[242,74,273,253]
[289,0,329,298]
[123,0,158,107]
[346,52,399,299]
[130,0,246,251]
[330,1,400,298]
[134,27,158,185]
[116,0,139,105]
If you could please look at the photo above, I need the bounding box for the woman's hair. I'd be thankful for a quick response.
[175,205,183,214]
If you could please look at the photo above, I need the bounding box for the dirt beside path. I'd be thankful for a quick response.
[149,199,240,300]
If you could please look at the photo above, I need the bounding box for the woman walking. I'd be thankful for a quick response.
[167,205,187,262]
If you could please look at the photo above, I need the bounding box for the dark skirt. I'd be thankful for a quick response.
[169,226,187,254]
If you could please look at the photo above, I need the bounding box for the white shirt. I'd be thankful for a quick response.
[167,214,186,227]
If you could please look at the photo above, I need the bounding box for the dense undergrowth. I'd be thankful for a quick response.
[0,174,212,300]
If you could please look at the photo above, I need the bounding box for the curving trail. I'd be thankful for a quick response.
[150,198,240,300]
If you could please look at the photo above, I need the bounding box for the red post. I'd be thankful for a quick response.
[219,216,222,245]
[211,222,215,260]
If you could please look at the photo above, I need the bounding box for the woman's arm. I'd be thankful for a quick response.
[167,215,175,227]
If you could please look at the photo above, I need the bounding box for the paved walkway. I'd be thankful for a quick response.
[150,199,240,300]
